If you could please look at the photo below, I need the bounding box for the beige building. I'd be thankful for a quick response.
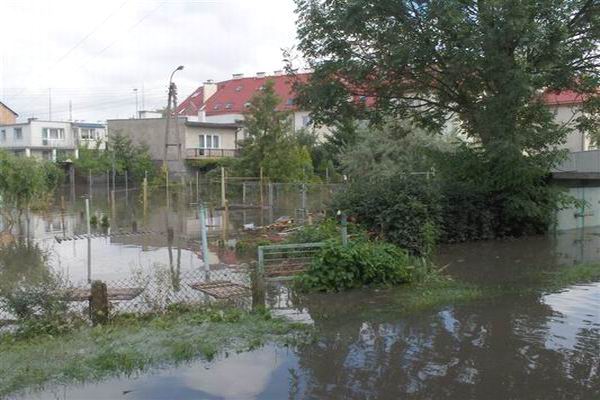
[0,101,18,125]
[107,117,241,172]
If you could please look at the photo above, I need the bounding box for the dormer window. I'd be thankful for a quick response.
[235,86,243,92]
[225,102,233,110]
[213,104,221,110]
[244,102,251,108]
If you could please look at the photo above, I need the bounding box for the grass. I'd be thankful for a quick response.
[0,307,310,398]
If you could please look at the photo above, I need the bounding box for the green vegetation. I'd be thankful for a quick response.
[293,0,599,243]
[0,307,309,398]
[236,80,315,182]
[297,240,417,292]
[0,151,63,227]
[74,132,156,182]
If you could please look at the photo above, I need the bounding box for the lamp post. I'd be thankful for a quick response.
[163,65,184,170]
[133,88,138,118]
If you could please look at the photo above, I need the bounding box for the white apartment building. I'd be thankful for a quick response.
[0,119,107,160]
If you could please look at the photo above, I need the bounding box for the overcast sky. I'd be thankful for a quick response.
[0,0,300,122]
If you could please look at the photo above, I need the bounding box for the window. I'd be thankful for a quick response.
[286,98,295,106]
[244,102,251,108]
[235,86,243,92]
[225,103,233,110]
[302,115,311,127]
[42,128,65,140]
[213,104,221,110]
[199,134,220,149]
[80,128,96,140]
[14,128,22,140]
[0,130,5,142]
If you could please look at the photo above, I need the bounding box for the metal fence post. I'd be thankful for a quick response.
[221,167,226,207]
[85,198,92,283]
[199,204,210,270]
[257,246,265,280]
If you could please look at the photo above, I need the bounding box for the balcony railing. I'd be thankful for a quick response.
[186,148,240,159]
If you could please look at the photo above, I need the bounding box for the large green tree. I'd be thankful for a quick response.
[295,0,598,138]
[239,80,314,182]
[294,0,599,234]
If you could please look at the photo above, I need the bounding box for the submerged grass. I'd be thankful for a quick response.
[0,307,310,398]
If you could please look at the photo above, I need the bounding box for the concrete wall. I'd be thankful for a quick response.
[108,117,239,172]
[107,118,186,165]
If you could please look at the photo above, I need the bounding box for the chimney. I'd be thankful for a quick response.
[198,108,206,122]
[273,70,283,76]
[232,73,244,79]
[203,79,217,104]
[256,72,266,78]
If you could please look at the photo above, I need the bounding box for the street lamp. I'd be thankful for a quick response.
[133,88,138,118]
[163,65,185,169]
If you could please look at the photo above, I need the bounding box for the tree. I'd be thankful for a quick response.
[339,119,455,180]
[0,151,63,230]
[74,132,156,182]
[294,0,599,234]
[238,80,314,182]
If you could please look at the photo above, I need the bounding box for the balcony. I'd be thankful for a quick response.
[185,148,240,159]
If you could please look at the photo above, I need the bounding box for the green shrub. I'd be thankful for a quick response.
[285,218,367,244]
[333,174,439,256]
[297,240,415,292]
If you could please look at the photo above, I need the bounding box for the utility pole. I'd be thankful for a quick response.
[163,66,184,171]
[48,88,52,121]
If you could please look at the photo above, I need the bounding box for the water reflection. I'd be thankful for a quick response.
[20,283,600,400]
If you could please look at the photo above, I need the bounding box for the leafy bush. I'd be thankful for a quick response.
[0,242,80,337]
[333,174,440,256]
[285,218,367,244]
[297,240,415,292]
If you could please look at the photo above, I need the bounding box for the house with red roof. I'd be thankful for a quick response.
[178,72,592,152]
[177,71,330,139]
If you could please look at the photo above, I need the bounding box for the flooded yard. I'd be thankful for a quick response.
[2,182,600,399]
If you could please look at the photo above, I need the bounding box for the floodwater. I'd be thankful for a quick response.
[3,182,600,399]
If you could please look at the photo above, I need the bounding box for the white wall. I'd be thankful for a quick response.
[548,104,588,152]
[0,123,32,148]
[205,114,243,124]
[30,120,76,148]
[184,126,238,150]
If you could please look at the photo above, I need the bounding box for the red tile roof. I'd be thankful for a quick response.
[542,90,587,106]
[177,73,310,117]
[177,73,588,117]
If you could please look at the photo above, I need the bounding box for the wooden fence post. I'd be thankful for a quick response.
[90,280,109,326]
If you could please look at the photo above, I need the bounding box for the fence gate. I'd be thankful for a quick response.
[257,242,324,280]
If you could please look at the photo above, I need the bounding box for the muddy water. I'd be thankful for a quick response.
[3,183,600,399]
[17,282,600,400]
